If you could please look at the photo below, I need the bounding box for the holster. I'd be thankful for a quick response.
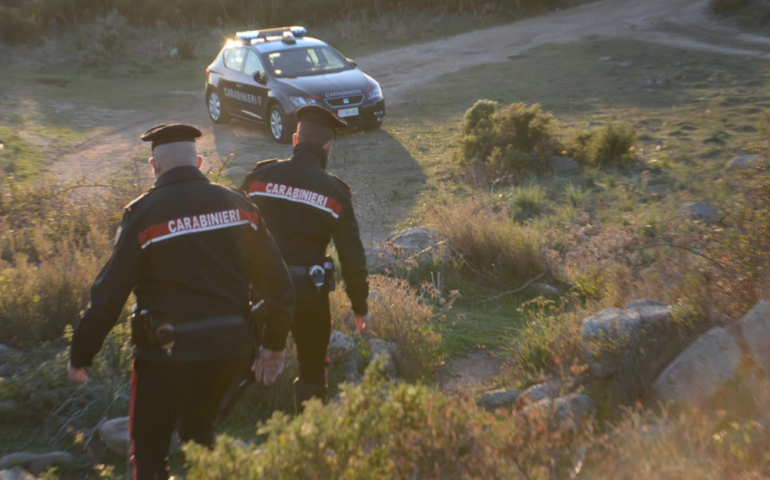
[288,256,336,297]
[130,306,176,351]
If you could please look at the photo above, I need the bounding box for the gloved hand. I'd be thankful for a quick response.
[355,313,373,335]
[253,348,286,386]
[67,360,89,386]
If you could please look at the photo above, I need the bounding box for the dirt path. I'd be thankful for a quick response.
[47,0,770,249]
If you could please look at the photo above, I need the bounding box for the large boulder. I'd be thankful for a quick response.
[0,469,37,480]
[516,381,561,408]
[653,327,742,407]
[580,301,675,379]
[367,339,397,379]
[478,388,521,410]
[367,228,443,272]
[521,394,595,431]
[0,452,74,475]
[740,300,770,375]
[328,330,356,364]
[726,154,768,170]
[678,202,719,223]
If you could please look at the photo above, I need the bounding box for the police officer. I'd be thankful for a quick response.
[240,105,371,413]
[67,124,295,480]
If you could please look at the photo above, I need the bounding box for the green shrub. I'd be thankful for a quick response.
[456,100,555,174]
[185,364,588,480]
[0,7,38,45]
[564,129,595,165]
[563,183,589,208]
[176,38,196,60]
[710,0,751,14]
[509,184,548,220]
[589,123,636,167]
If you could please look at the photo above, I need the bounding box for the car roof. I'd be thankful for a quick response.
[250,37,329,55]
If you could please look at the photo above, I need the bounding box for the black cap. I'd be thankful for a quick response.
[140,124,202,149]
[296,105,347,130]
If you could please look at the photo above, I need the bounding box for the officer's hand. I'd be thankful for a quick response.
[67,361,88,386]
[253,348,285,386]
[355,313,373,335]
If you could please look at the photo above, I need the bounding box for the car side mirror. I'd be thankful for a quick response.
[347,58,357,68]
[253,71,267,85]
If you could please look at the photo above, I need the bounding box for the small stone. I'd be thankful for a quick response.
[328,330,356,364]
[169,47,179,59]
[521,394,595,430]
[223,166,247,179]
[726,154,768,169]
[478,388,521,410]
[619,61,633,67]
[0,452,75,475]
[367,339,397,378]
[547,157,580,174]
[98,417,181,457]
[529,282,560,296]
[516,380,560,408]
[600,56,613,61]
[653,327,742,407]
[0,469,37,480]
[679,202,719,223]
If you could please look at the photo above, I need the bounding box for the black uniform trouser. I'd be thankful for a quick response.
[129,356,245,480]
[292,293,332,388]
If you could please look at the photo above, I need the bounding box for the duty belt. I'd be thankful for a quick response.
[288,259,335,293]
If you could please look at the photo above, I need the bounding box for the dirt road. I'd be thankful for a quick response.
[47,0,770,242]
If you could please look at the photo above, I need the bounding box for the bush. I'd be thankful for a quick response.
[563,129,595,165]
[710,0,752,14]
[588,123,636,167]
[0,7,38,45]
[331,275,441,382]
[185,364,589,480]
[431,199,546,284]
[456,100,555,174]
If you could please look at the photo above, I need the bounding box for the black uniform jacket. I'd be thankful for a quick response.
[240,143,368,315]
[70,166,295,368]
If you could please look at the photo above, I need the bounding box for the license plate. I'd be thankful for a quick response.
[338,107,359,118]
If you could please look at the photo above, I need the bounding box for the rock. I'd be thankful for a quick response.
[529,282,560,296]
[0,401,20,417]
[328,330,356,363]
[169,47,179,59]
[339,349,361,384]
[367,228,443,272]
[365,247,396,272]
[547,157,580,174]
[367,339,397,378]
[740,300,770,375]
[580,301,675,378]
[726,154,768,169]
[0,344,20,361]
[679,202,719,222]
[517,380,560,407]
[223,166,247,179]
[0,469,37,480]
[522,394,595,430]
[478,388,521,410]
[0,452,74,475]
[600,56,613,61]
[99,417,180,457]
[653,327,742,407]
[619,61,633,67]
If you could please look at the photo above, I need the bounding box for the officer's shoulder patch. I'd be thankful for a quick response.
[124,188,156,212]
[329,174,351,192]
[253,158,280,171]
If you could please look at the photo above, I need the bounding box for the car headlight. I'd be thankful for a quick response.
[368,82,383,100]
[289,96,318,108]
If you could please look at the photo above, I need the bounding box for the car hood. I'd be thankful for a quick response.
[275,69,369,99]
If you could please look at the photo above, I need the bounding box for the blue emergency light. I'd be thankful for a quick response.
[235,26,307,43]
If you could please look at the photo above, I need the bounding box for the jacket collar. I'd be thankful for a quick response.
[154,166,210,188]
[291,143,328,169]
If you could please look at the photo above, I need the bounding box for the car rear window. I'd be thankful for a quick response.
[268,46,352,78]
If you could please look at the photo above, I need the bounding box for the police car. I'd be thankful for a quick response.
[205,26,386,143]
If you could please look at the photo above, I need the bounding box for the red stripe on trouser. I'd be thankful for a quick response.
[129,360,138,480]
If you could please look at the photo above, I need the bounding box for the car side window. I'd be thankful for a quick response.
[224,48,246,72]
[244,51,266,79]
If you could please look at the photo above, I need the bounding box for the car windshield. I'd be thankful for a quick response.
[267,46,352,78]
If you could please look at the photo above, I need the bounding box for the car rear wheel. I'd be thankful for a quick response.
[207,90,230,124]
[269,104,293,143]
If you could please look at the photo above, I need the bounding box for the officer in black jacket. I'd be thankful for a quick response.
[67,124,295,480]
[241,105,370,413]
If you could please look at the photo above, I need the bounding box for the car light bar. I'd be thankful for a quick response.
[235,26,307,43]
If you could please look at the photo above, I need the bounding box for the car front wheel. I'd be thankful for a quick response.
[269,104,293,143]
[207,90,230,124]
